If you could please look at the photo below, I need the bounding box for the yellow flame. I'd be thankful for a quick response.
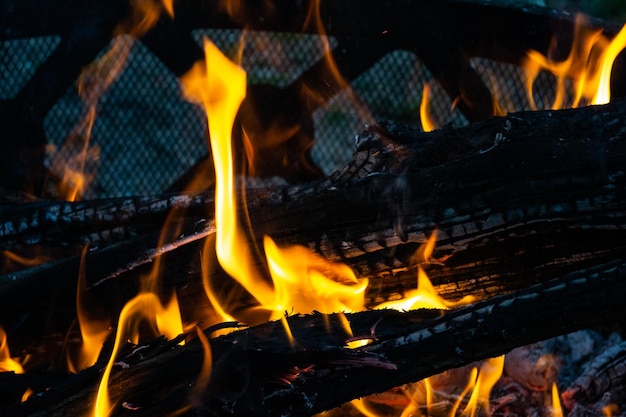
[0,327,23,374]
[67,246,111,373]
[351,398,381,417]
[182,39,275,310]
[21,388,33,403]
[461,356,505,417]
[94,292,183,417]
[551,382,564,417]
[420,83,436,132]
[450,367,479,417]
[376,231,474,311]
[524,17,626,109]
[264,236,368,318]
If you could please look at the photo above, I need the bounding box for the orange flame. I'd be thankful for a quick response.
[67,246,111,373]
[420,82,436,132]
[0,327,23,374]
[375,231,474,311]
[94,292,183,417]
[551,382,564,417]
[461,356,505,417]
[524,17,626,109]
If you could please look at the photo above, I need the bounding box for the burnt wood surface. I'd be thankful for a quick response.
[0,97,625,415]
[1,97,626,351]
[2,258,625,417]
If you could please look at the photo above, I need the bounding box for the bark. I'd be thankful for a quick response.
[2,98,626,345]
[1,98,626,415]
[3,258,626,417]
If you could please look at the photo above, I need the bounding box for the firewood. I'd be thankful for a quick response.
[2,98,626,352]
[3,258,625,417]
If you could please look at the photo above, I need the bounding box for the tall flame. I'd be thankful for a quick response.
[67,246,111,373]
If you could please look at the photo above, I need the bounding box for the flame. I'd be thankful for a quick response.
[67,246,111,373]
[47,36,136,200]
[551,382,564,417]
[461,356,505,417]
[420,82,436,132]
[94,292,183,417]
[375,231,474,311]
[184,39,369,342]
[523,17,626,109]
[603,403,620,417]
[264,236,368,317]
[351,398,381,417]
[0,327,23,373]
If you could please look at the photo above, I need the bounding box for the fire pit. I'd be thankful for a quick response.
[1,1,626,416]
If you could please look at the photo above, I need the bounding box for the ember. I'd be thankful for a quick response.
[1,1,626,417]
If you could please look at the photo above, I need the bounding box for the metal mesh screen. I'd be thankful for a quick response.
[0,36,61,100]
[2,30,572,198]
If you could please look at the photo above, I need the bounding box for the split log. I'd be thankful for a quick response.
[1,97,626,352]
[3,257,626,417]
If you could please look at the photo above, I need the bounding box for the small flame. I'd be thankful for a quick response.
[461,356,505,417]
[0,327,23,374]
[94,292,183,417]
[603,403,620,417]
[420,82,436,132]
[523,17,626,109]
[376,231,474,311]
[264,236,368,318]
[551,382,564,417]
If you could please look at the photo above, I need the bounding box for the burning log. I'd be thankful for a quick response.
[0,95,626,415]
[3,258,626,417]
[2,95,626,321]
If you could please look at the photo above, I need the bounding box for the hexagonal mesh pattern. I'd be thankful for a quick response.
[4,31,564,197]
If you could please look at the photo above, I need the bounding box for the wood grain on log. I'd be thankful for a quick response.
[1,98,626,415]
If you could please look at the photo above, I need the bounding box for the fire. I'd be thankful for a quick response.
[420,82,436,132]
[460,356,505,417]
[183,39,369,340]
[523,17,626,109]
[94,292,183,417]
[0,327,23,374]
[375,231,474,311]
[551,382,564,417]
[67,246,111,373]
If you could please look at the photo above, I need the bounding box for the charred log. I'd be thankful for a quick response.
[2,258,625,417]
[1,98,626,352]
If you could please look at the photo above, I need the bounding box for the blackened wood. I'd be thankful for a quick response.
[4,258,625,417]
[2,98,626,351]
